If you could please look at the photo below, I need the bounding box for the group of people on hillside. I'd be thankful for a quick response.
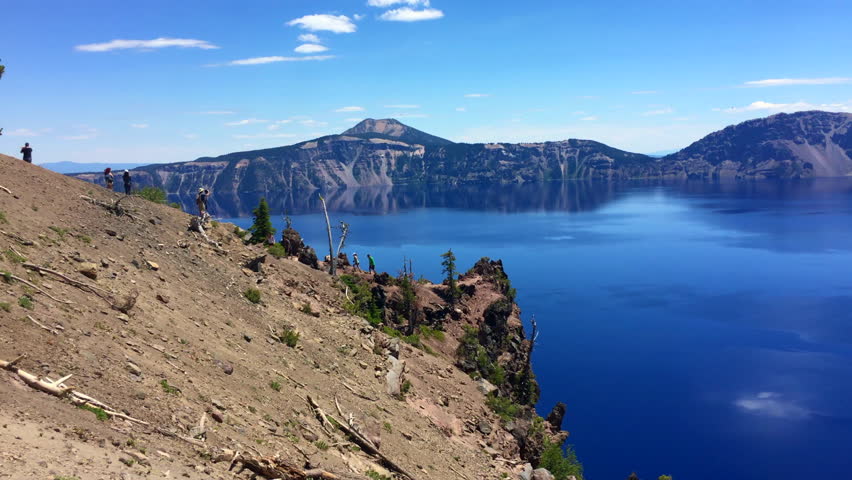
[102,168,133,195]
[351,252,376,274]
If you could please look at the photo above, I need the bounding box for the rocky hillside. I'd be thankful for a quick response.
[0,155,579,480]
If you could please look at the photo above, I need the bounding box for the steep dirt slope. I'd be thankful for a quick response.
[0,154,560,480]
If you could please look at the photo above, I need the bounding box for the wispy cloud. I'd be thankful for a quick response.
[354,14,366,21]
[744,77,852,87]
[368,0,430,6]
[300,119,329,127]
[225,118,269,126]
[62,134,97,141]
[631,90,658,95]
[380,7,444,22]
[295,44,329,54]
[287,14,357,33]
[464,93,490,98]
[580,116,598,121]
[232,133,298,139]
[130,123,149,129]
[735,392,810,419]
[198,110,236,115]
[222,55,334,66]
[298,33,321,43]
[642,107,674,116]
[5,128,40,137]
[385,104,420,109]
[75,38,218,52]
[335,106,365,112]
[455,107,466,112]
[720,100,852,113]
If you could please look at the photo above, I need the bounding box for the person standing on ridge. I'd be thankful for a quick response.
[104,168,114,190]
[19,143,33,163]
[368,254,376,275]
[122,170,132,195]
[352,252,361,271]
[196,187,210,220]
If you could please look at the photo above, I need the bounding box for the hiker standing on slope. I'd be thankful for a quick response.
[104,168,114,190]
[196,187,210,220]
[352,252,361,271]
[368,254,376,275]
[19,143,32,163]
[122,170,132,195]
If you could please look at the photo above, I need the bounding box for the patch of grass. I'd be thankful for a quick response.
[300,303,314,315]
[138,186,167,204]
[0,211,7,224]
[418,325,446,342]
[339,274,383,326]
[267,243,287,259]
[168,202,182,210]
[278,327,300,348]
[234,226,248,240]
[365,471,392,480]
[243,287,261,304]
[160,379,181,396]
[79,235,92,244]
[383,421,393,434]
[54,476,81,480]
[76,403,109,421]
[4,249,26,264]
[270,381,282,392]
[315,440,329,451]
[401,380,412,396]
[2,270,12,283]
[0,302,9,312]
[48,226,69,239]
[485,393,522,422]
[18,295,33,310]
[210,221,219,228]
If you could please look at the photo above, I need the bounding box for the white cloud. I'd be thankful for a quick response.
[380,7,444,22]
[198,110,236,115]
[275,119,293,124]
[385,104,420,109]
[580,116,598,121]
[335,106,365,112]
[225,118,269,126]
[75,38,218,52]
[5,128,39,137]
[354,14,366,21]
[223,55,334,66]
[287,14,356,33]
[130,123,149,129]
[642,107,674,116]
[455,107,466,112]
[298,33,321,43]
[631,90,658,95]
[295,44,329,54]
[232,133,298,139]
[368,0,430,6]
[300,119,329,127]
[734,392,809,419]
[721,100,852,114]
[744,77,852,87]
[464,93,490,98]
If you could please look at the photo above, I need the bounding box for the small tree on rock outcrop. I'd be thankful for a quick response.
[248,198,275,244]
[441,249,461,303]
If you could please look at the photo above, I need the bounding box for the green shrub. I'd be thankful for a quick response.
[267,243,287,259]
[244,288,261,304]
[49,226,68,239]
[160,379,181,395]
[383,421,393,433]
[485,393,521,421]
[0,211,7,224]
[401,380,412,395]
[139,187,167,204]
[5,249,26,264]
[76,403,109,421]
[0,302,9,312]
[270,381,282,392]
[340,274,382,326]
[18,295,33,310]
[658,476,673,480]
[315,440,329,451]
[366,471,392,480]
[539,439,584,480]
[168,202,182,210]
[278,327,300,347]
[79,235,92,244]
[2,270,12,283]
[418,325,445,342]
[300,303,313,315]
[234,226,248,239]
[247,198,275,244]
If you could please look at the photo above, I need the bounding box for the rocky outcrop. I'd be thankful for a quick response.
[280,226,318,269]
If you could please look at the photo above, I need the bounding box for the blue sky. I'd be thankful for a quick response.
[1,0,851,164]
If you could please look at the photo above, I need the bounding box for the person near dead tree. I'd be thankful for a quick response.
[368,254,376,275]
[196,187,210,220]
[122,170,132,195]
[352,252,361,271]
[103,168,114,190]
[20,143,33,163]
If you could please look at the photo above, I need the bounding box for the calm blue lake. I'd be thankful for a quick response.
[217,180,852,480]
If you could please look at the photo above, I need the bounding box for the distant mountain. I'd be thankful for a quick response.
[69,112,852,209]
[41,161,147,174]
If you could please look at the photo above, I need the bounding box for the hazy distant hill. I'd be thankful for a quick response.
[41,161,147,174]
[69,112,852,202]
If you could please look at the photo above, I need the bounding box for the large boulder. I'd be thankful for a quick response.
[281,227,318,269]
[531,469,555,480]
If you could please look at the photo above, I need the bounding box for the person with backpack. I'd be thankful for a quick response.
[368,254,376,275]
[19,143,33,163]
[352,252,361,271]
[196,187,210,219]
[104,168,114,190]
[122,170,132,195]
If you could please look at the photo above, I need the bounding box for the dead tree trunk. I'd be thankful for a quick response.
[319,195,336,276]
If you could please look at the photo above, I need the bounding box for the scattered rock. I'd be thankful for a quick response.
[149,217,162,226]
[126,362,142,376]
[156,293,170,304]
[100,259,110,268]
[213,359,234,375]
[478,419,492,435]
[477,378,498,395]
[210,411,224,423]
[243,334,252,343]
[211,399,227,411]
[545,402,567,430]
[386,356,406,397]
[105,229,117,237]
[78,262,99,280]
[145,260,160,271]
[531,468,555,480]
[518,464,533,480]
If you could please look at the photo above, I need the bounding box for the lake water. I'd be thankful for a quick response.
[216,180,852,480]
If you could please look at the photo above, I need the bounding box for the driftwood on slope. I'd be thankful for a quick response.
[22,263,137,313]
[216,449,370,480]
[79,194,136,219]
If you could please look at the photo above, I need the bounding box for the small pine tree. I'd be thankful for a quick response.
[248,198,275,245]
[440,249,461,303]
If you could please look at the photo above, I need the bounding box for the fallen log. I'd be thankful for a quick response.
[22,263,135,313]
[216,449,369,480]
[8,274,72,304]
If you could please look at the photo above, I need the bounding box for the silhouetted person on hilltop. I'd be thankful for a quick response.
[122,170,132,195]
[103,168,114,190]
[20,143,32,163]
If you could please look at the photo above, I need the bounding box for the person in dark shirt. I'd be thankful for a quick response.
[104,168,114,190]
[122,170,132,195]
[196,188,210,219]
[20,143,33,163]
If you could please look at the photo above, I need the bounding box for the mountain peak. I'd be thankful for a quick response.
[342,118,453,146]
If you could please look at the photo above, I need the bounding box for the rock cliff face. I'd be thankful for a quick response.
[70,112,852,201]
